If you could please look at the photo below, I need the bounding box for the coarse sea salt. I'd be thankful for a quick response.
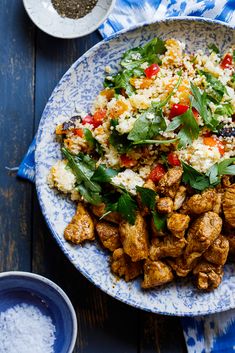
[0,303,56,353]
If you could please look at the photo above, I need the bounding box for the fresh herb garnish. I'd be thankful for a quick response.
[132,138,178,145]
[182,162,210,191]
[166,108,199,148]
[104,38,166,96]
[109,119,132,153]
[92,164,118,183]
[104,191,137,225]
[208,43,219,54]
[207,157,235,184]
[152,71,182,109]
[190,82,219,130]
[128,107,166,142]
[201,71,227,104]
[84,128,104,155]
[136,186,166,230]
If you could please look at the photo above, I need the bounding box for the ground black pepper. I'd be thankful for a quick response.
[52,0,98,20]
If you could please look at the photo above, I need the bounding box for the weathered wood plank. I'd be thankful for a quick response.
[0,1,35,272]
[139,312,187,353]
[32,29,139,353]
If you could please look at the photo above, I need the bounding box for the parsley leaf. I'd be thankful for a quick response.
[208,43,219,54]
[202,71,227,103]
[84,128,104,155]
[92,164,118,183]
[128,107,166,142]
[104,191,137,225]
[182,162,210,191]
[166,108,199,148]
[190,83,219,130]
[136,186,166,231]
[109,119,132,153]
[132,138,178,145]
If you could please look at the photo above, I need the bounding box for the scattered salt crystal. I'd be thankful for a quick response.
[0,303,56,353]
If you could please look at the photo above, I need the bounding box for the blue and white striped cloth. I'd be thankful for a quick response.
[18,1,235,352]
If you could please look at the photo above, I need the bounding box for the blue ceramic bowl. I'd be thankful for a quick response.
[0,271,77,353]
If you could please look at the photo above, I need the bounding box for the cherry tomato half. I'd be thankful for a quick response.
[144,64,160,79]
[148,164,166,183]
[220,53,233,69]
[167,152,181,167]
[93,109,106,128]
[169,104,189,120]
[120,154,137,167]
[82,115,94,126]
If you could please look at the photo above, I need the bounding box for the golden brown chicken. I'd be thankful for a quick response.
[111,248,142,281]
[119,212,149,262]
[167,213,190,238]
[173,186,187,211]
[149,236,187,260]
[203,235,229,266]
[223,184,235,228]
[142,259,174,289]
[193,261,223,290]
[157,197,174,213]
[186,189,216,214]
[96,221,121,252]
[156,167,183,198]
[64,203,95,244]
[91,203,122,224]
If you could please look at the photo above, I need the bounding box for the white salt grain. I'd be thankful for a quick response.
[0,303,56,353]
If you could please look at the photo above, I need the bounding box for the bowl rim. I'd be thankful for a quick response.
[35,16,235,316]
[22,0,116,39]
[0,271,77,353]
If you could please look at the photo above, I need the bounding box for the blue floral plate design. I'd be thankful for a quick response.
[35,17,235,316]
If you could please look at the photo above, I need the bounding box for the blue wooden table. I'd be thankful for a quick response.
[0,2,187,352]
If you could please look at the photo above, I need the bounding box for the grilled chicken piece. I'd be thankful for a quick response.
[169,212,222,277]
[167,213,190,238]
[212,192,223,214]
[186,189,216,214]
[111,248,142,281]
[173,186,187,211]
[203,235,229,266]
[156,167,183,198]
[144,179,157,191]
[150,236,187,260]
[142,259,174,289]
[157,197,174,213]
[64,203,95,244]
[193,261,223,290]
[119,212,149,262]
[184,212,222,265]
[91,203,122,224]
[223,184,235,228]
[225,233,235,256]
[96,221,121,252]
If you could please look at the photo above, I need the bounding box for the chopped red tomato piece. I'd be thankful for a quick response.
[220,53,233,69]
[144,64,160,79]
[82,115,94,126]
[167,152,181,167]
[73,128,84,138]
[169,104,189,120]
[148,164,166,183]
[120,155,137,167]
[203,136,225,155]
[93,109,106,128]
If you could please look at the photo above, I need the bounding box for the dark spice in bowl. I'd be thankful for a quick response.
[52,0,98,19]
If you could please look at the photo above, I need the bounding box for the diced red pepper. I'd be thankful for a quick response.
[148,164,166,183]
[82,115,94,126]
[73,128,84,138]
[220,53,233,69]
[169,104,189,120]
[120,154,137,167]
[167,152,181,167]
[144,64,160,79]
[93,109,106,128]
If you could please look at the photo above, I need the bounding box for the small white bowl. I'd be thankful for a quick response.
[23,0,115,39]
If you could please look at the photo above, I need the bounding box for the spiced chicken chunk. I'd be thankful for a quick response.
[186,189,216,214]
[119,212,149,262]
[142,259,174,289]
[150,236,187,260]
[173,186,187,211]
[64,203,95,244]
[167,213,190,238]
[111,248,142,281]
[203,235,229,266]
[223,184,235,228]
[91,203,122,224]
[193,261,224,290]
[96,221,121,252]
[156,167,183,198]
[157,197,174,213]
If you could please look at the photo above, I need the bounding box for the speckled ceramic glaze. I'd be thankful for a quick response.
[23,0,115,38]
[35,18,235,316]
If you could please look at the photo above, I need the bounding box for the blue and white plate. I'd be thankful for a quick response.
[35,17,235,316]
